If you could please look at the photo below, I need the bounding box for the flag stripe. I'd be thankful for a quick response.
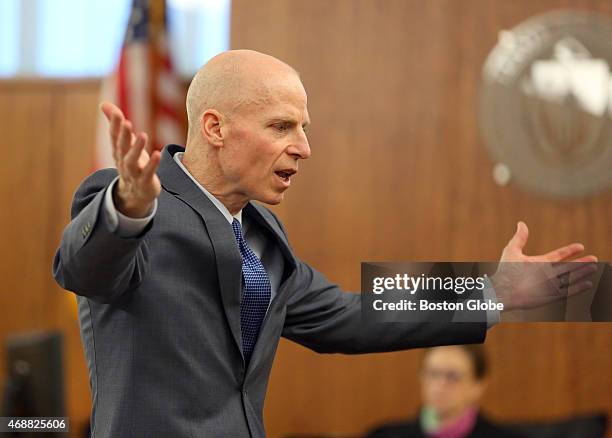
[94,0,185,170]
[117,50,131,122]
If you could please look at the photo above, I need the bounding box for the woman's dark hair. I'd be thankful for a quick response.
[459,345,488,380]
[423,345,488,380]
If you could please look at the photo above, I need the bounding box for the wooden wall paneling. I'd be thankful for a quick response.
[0,79,100,437]
[0,81,55,398]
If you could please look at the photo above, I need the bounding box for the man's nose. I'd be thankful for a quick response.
[288,132,311,160]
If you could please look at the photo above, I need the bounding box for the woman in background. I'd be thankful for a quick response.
[367,345,523,438]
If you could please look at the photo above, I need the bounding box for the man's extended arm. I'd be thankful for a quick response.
[52,169,154,303]
[52,102,164,302]
[281,259,487,354]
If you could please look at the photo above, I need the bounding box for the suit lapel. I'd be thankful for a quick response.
[244,202,297,273]
[158,145,244,360]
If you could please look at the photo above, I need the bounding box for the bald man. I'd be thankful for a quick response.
[52,50,596,438]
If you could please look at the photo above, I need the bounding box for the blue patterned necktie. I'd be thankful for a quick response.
[232,218,271,362]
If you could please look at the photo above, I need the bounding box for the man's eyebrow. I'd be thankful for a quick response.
[266,116,293,123]
[267,116,310,127]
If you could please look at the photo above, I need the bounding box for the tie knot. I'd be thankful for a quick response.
[232,218,243,242]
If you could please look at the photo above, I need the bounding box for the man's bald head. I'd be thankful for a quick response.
[185,50,301,145]
[181,49,310,214]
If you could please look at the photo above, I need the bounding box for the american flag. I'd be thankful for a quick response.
[95,0,185,169]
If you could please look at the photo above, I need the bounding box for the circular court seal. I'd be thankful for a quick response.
[479,10,612,198]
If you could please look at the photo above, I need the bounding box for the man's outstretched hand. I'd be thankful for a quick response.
[100,101,163,218]
[492,221,598,311]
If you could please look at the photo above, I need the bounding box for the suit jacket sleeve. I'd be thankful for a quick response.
[52,169,154,303]
[281,258,487,354]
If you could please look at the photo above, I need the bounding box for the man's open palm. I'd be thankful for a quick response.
[494,221,597,311]
[100,101,163,217]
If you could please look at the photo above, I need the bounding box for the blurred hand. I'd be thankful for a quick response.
[491,221,598,311]
[100,102,163,217]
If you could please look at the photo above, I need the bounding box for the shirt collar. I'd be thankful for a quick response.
[173,151,242,226]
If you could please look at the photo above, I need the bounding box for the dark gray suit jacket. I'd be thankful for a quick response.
[52,144,486,438]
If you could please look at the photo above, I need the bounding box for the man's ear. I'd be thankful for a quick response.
[200,109,225,147]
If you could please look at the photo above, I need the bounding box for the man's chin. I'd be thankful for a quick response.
[254,191,285,206]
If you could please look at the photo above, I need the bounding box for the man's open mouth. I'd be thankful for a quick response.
[274,169,296,182]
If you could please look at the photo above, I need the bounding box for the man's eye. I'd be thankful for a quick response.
[274,123,289,132]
